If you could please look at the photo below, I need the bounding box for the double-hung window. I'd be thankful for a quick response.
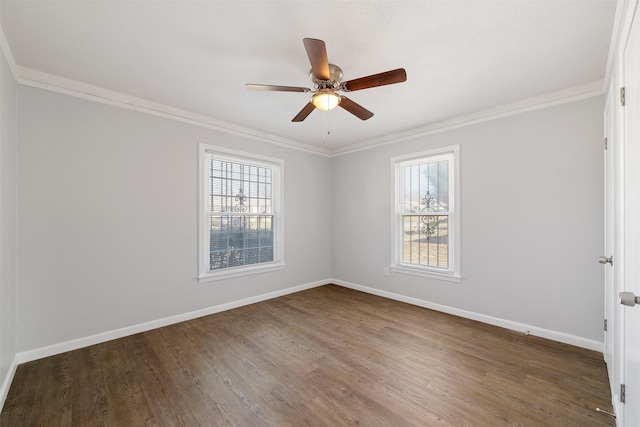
[199,144,284,282]
[391,145,460,281]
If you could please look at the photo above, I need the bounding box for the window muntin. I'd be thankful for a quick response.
[199,145,283,281]
[392,146,460,281]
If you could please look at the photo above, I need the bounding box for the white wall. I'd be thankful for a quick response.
[332,96,605,345]
[15,86,333,352]
[0,45,17,399]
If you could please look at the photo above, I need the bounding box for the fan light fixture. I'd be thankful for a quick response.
[312,90,340,111]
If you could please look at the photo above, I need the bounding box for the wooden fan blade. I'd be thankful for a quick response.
[342,68,407,92]
[303,38,330,80]
[246,84,310,92]
[292,102,316,122]
[339,96,374,120]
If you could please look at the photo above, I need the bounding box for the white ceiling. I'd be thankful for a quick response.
[0,1,617,154]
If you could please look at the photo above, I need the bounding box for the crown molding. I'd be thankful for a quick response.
[16,66,333,157]
[0,18,18,80]
[331,79,605,156]
[16,65,605,159]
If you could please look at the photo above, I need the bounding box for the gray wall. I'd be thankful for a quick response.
[332,96,605,343]
[7,79,605,361]
[15,86,333,352]
[0,49,17,393]
[14,88,606,352]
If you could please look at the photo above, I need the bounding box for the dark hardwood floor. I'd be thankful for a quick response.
[1,285,615,426]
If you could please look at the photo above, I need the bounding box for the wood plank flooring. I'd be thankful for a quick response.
[1,285,615,426]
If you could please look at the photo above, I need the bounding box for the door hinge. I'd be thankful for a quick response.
[604,319,608,331]
[620,87,626,106]
[604,137,608,150]
[621,384,626,403]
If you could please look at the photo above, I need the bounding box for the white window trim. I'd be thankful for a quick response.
[198,143,285,283]
[390,145,461,282]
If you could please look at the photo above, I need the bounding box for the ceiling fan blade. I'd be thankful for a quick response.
[303,38,330,80]
[339,96,374,120]
[342,68,407,92]
[292,102,316,122]
[245,84,310,93]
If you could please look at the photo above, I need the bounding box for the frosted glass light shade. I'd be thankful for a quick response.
[312,91,340,111]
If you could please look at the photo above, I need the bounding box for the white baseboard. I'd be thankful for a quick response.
[0,356,19,412]
[331,279,604,353]
[15,280,327,366]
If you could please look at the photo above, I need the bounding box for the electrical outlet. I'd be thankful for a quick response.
[384,267,389,276]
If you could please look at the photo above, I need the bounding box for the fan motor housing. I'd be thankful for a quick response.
[310,64,343,88]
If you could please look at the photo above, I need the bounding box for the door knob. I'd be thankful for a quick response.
[620,292,640,307]
[599,255,613,266]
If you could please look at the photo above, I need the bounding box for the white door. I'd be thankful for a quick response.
[603,83,618,400]
[622,3,640,425]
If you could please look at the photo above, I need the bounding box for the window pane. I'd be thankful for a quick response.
[208,159,273,214]
[402,215,449,268]
[209,214,274,271]
[403,160,449,214]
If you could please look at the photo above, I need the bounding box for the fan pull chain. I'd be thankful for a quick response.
[322,111,331,144]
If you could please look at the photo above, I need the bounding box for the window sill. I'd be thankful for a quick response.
[199,262,285,283]
[389,265,461,283]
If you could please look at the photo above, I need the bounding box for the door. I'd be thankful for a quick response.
[622,3,640,425]
[603,81,618,399]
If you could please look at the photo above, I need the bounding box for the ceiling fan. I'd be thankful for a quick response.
[245,38,407,122]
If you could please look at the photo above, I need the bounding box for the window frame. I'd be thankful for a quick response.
[198,143,284,283]
[390,145,461,282]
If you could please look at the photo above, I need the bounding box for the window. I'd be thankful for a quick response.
[391,145,460,281]
[199,144,284,282]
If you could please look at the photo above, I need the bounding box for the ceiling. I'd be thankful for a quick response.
[0,1,617,155]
